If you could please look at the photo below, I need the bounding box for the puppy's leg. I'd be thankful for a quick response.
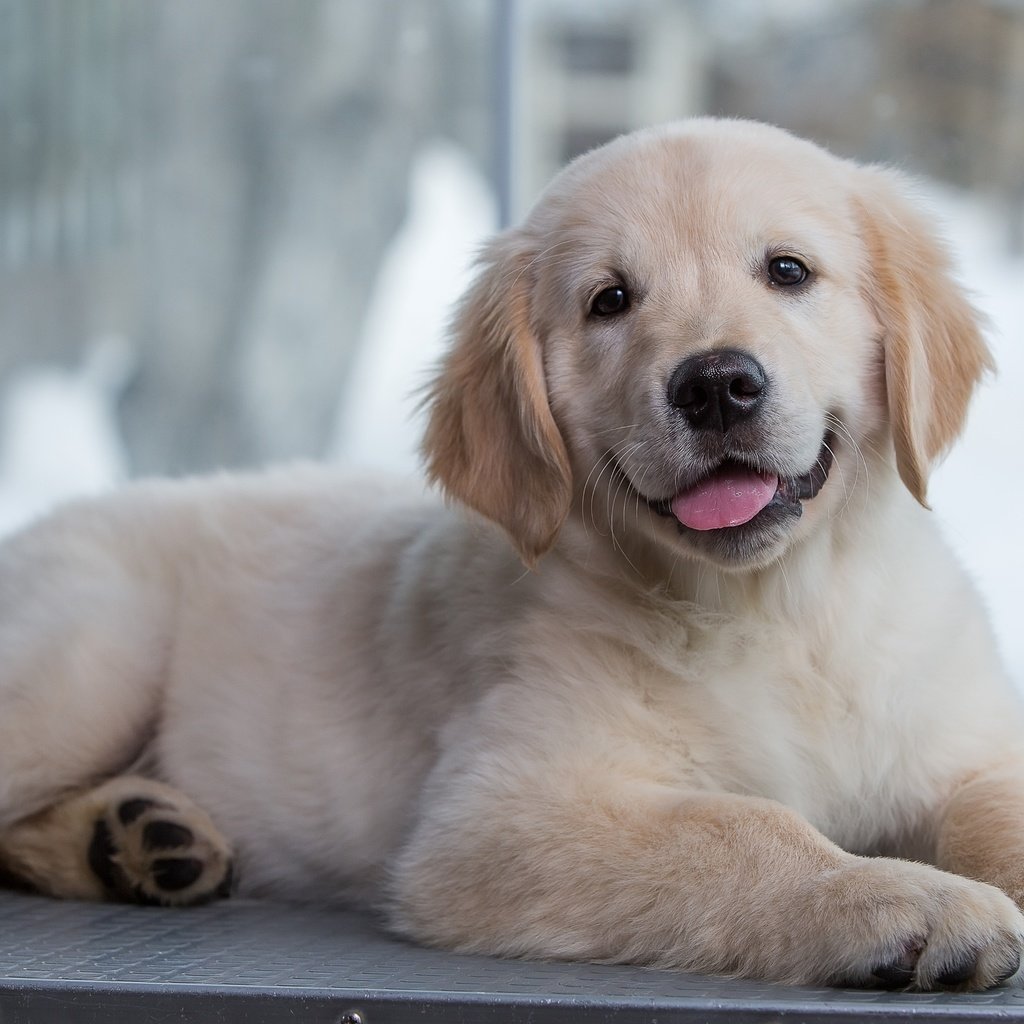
[0,506,171,826]
[937,766,1024,910]
[389,784,1024,990]
[0,775,234,905]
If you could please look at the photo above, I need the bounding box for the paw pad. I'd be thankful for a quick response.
[117,798,158,826]
[151,856,204,891]
[142,820,193,850]
[87,791,234,907]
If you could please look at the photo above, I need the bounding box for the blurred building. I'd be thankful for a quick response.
[513,0,706,212]
[0,0,495,474]
[516,0,1024,247]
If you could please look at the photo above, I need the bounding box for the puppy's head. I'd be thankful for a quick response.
[423,120,991,570]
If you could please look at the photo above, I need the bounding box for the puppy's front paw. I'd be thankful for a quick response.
[87,783,234,907]
[820,859,1024,992]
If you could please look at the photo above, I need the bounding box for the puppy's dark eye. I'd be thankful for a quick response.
[590,285,630,317]
[767,256,809,287]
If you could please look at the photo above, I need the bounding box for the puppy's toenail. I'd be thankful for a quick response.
[117,798,156,825]
[152,857,204,891]
[142,820,193,850]
[995,950,1021,986]
[873,961,915,988]
[872,938,923,988]
[936,952,979,987]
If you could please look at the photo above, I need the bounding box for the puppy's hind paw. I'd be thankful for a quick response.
[87,780,235,907]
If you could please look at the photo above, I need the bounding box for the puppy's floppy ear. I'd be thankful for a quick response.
[421,231,572,567]
[855,169,993,505]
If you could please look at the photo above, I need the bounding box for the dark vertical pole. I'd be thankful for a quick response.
[493,0,518,228]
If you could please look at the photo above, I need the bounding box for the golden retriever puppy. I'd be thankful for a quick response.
[1,119,1023,992]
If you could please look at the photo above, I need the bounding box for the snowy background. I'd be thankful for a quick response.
[0,146,1020,688]
[928,188,1024,690]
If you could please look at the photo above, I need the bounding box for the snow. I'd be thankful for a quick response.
[926,187,1024,687]
[0,151,1019,687]
[330,142,498,470]
[0,335,133,535]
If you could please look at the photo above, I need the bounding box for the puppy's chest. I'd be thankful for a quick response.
[634,627,937,850]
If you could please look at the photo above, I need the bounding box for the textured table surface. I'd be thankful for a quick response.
[3,889,1024,1022]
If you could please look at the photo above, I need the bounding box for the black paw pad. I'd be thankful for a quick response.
[87,819,123,892]
[151,857,204,892]
[936,952,979,987]
[117,798,156,826]
[143,821,194,851]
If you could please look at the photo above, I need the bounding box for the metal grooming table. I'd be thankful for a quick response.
[3,890,1024,1022]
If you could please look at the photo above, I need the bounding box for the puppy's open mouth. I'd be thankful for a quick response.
[645,433,835,533]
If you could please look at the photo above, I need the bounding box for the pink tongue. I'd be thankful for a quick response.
[670,468,779,531]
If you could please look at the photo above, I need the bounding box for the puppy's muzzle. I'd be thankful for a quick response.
[668,349,767,433]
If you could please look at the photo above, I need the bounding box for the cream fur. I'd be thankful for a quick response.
[2,119,1024,991]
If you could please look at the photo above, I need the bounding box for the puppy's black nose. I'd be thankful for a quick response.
[667,349,767,432]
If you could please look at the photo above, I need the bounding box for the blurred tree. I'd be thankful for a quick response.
[0,0,494,474]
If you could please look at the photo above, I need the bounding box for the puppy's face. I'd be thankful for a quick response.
[424,120,990,572]
[530,124,882,568]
